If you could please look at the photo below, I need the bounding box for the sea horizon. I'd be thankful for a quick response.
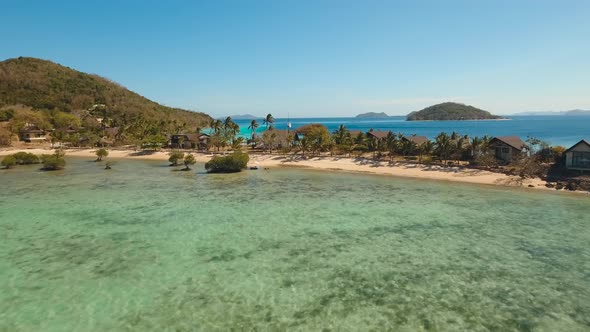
[231,115,589,147]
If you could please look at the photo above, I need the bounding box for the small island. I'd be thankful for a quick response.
[407,102,503,121]
[355,112,391,119]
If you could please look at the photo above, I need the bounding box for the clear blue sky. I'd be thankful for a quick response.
[2,0,589,117]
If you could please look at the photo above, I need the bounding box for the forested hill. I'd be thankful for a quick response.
[0,57,211,130]
[407,102,503,121]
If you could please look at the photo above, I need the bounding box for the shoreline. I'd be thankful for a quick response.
[0,147,585,195]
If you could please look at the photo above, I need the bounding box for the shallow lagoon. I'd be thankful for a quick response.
[1,158,589,331]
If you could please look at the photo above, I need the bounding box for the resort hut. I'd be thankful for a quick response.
[19,126,48,143]
[169,133,209,149]
[489,136,527,163]
[401,135,429,146]
[564,139,590,171]
[365,130,390,141]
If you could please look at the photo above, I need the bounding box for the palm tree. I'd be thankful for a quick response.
[248,119,259,141]
[418,141,434,164]
[210,119,222,134]
[435,132,452,164]
[386,132,398,162]
[332,124,349,145]
[263,113,275,130]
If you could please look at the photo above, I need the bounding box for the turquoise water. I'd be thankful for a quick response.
[235,115,590,147]
[1,157,589,331]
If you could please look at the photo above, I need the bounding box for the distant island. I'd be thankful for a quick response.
[511,109,590,116]
[407,102,503,121]
[227,114,260,120]
[355,112,391,119]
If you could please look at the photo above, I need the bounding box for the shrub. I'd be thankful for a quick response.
[205,152,249,173]
[12,152,40,164]
[41,151,66,170]
[183,154,196,170]
[95,148,108,161]
[168,150,184,166]
[1,155,17,168]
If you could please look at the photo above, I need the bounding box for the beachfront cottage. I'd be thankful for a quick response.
[169,133,209,149]
[565,139,590,171]
[366,130,390,141]
[401,135,429,146]
[19,126,48,142]
[489,136,527,163]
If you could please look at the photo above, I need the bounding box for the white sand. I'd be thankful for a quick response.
[0,147,556,191]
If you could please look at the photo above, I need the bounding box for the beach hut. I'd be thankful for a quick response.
[169,133,209,149]
[366,130,390,141]
[401,135,429,146]
[489,136,526,163]
[564,139,590,171]
[19,126,48,142]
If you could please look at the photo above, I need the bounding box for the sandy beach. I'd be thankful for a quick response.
[0,147,556,191]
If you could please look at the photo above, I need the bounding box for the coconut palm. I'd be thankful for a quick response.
[418,141,434,164]
[332,124,349,145]
[248,119,259,141]
[210,119,223,134]
[435,132,452,164]
[263,113,275,130]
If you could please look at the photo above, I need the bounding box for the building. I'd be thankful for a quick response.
[565,139,590,171]
[401,135,429,146]
[366,130,390,140]
[19,126,48,142]
[169,133,210,149]
[489,136,527,163]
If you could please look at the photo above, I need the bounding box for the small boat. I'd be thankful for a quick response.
[249,166,259,170]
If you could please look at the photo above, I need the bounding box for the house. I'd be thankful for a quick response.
[19,126,48,142]
[366,130,390,140]
[565,139,590,171]
[169,133,210,149]
[489,136,527,162]
[401,135,429,146]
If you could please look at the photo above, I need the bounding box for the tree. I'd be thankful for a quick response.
[183,154,196,170]
[12,152,39,164]
[435,132,452,164]
[205,152,249,173]
[95,148,108,161]
[248,119,259,142]
[1,155,16,169]
[297,124,331,156]
[386,132,399,162]
[261,130,278,154]
[418,141,434,164]
[168,150,184,166]
[41,150,66,170]
[263,114,275,130]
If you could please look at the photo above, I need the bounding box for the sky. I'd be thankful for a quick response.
[1,0,589,117]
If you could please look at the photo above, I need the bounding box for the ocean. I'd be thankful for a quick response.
[234,115,590,147]
[1,157,589,331]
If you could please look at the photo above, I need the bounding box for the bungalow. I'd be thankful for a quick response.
[401,135,429,146]
[19,126,48,142]
[169,133,210,149]
[366,130,390,141]
[489,136,527,163]
[565,139,590,171]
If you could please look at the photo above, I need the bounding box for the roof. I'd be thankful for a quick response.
[403,135,429,145]
[349,130,363,137]
[104,127,120,137]
[171,133,209,141]
[491,136,527,151]
[366,130,390,139]
[565,139,590,153]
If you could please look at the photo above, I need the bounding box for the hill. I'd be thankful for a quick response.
[355,112,390,119]
[0,57,212,140]
[407,102,503,121]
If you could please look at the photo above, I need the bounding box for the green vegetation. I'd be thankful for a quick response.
[1,155,16,169]
[95,148,108,161]
[183,154,196,170]
[0,57,212,146]
[263,113,275,130]
[407,102,503,121]
[12,152,40,164]
[297,124,331,156]
[41,150,66,170]
[168,150,184,166]
[205,152,249,173]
